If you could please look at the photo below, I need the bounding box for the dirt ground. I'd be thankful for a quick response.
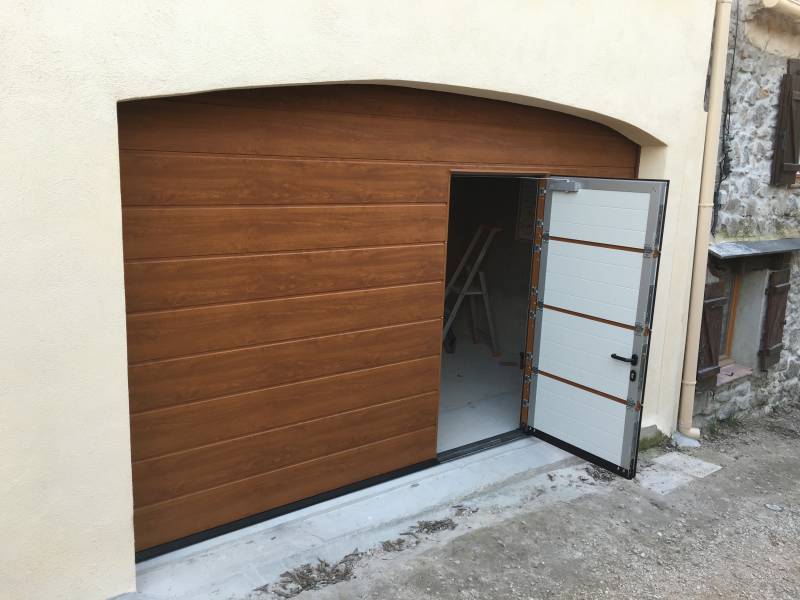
[271,401,800,600]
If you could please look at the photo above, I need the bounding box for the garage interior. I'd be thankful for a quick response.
[438,176,534,452]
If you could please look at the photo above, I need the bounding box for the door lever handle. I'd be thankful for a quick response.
[611,353,638,366]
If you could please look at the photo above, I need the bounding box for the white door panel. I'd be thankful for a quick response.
[528,177,667,478]
[537,309,634,399]
[533,376,626,464]
[549,188,651,248]
[543,240,643,325]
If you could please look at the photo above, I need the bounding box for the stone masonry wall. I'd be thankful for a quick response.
[694,254,800,426]
[694,0,800,425]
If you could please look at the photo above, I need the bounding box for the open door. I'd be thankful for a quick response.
[524,177,667,478]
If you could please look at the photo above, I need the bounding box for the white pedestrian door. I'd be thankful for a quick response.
[526,177,667,478]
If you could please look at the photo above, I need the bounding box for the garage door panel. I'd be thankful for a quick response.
[543,240,643,324]
[549,188,651,247]
[532,376,626,465]
[537,309,634,399]
[119,99,638,168]
[122,204,448,260]
[127,282,444,363]
[120,151,450,206]
[124,244,445,312]
[178,86,628,137]
[128,319,441,412]
[542,240,643,325]
[133,426,437,551]
[133,392,437,507]
[130,356,440,461]
[543,275,639,326]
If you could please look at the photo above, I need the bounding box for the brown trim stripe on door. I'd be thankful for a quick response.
[546,235,648,254]
[541,304,636,331]
[537,369,628,406]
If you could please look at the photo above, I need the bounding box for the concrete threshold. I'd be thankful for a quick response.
[136,437,574,599]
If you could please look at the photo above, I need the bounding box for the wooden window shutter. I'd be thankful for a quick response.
[759,268,791,370]
[770,60,800,186]
[697,282,726,390]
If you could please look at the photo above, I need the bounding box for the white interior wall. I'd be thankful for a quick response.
[0,2,715,598]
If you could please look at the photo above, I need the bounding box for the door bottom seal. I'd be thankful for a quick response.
[436,429,526,463]
[527,427,634,480]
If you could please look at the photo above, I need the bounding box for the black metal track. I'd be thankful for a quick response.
[437,428,526,463]
[136,428,527,562]
[135,457,438,562]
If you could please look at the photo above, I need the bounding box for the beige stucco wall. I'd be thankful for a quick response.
[0,1,716,598]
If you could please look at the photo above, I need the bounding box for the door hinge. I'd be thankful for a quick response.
[644,283,656,325]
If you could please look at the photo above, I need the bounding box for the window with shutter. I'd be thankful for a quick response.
[770,60,800,187]
[759,268,791,370]
[697,281,727,391]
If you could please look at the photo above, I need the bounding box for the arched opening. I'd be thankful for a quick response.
[118,84,642,555]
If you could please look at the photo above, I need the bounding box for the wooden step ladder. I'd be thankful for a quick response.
[443,225,501,356]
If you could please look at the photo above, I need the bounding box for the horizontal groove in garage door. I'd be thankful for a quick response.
[133,391,438,507]
[120,151,450,206]
[121,204,448,260]
[130,356,440,460]
[128,319,442,412]
[126,281,444,363]
[124,243,445,312]
[133,426,436,551]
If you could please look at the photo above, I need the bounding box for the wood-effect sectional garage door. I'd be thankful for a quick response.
[118,85,639,551]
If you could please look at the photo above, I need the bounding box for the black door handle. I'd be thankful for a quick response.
[611,353,638,366]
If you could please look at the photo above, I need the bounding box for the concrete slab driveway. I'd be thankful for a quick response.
[251,402,800,600]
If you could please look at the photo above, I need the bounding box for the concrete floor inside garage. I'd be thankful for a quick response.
[437,342,522,452]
